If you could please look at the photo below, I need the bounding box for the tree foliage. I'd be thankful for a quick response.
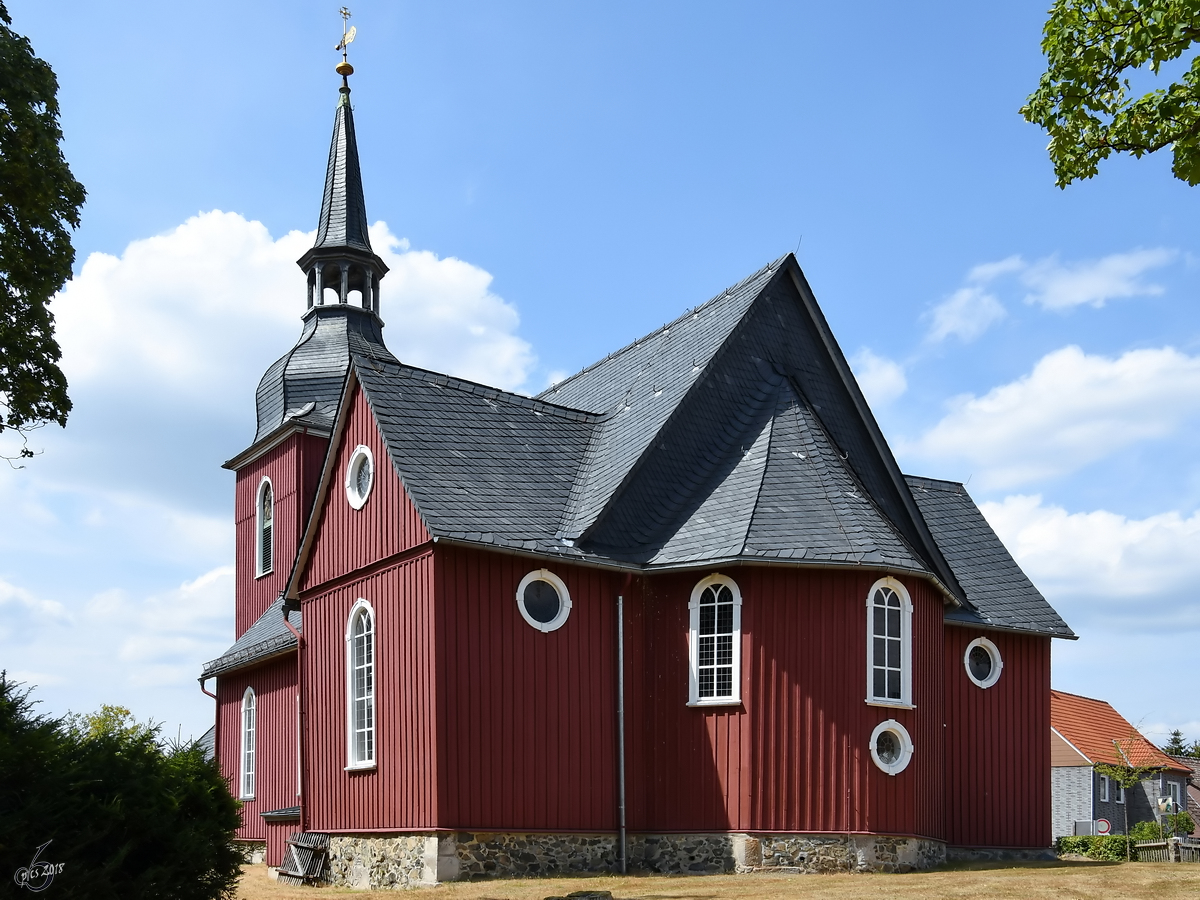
[0,1,85,452]
[1162,728,1200,757]
[0,674,243,900]
[1021,0,1200,186]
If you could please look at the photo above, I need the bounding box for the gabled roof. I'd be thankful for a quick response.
[1051,690,1189,772]
[201,597,300,678]
[908,476,1074,637]
[280,254,1071,639]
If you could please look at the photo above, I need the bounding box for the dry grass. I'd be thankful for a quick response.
[235,860,1200,900]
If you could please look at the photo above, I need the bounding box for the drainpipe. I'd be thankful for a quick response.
[199,676,217,701]
[283,595,306,833]
[616,573,632,874]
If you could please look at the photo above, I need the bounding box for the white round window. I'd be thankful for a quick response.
[870,719,913,776]
[516,569,572,633]
[964,637,1003,689]
[345,445,374,510]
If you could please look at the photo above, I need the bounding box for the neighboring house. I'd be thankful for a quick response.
[1050,690,1191,837]
[1168,755,1200,837]
[199,68,1075,887]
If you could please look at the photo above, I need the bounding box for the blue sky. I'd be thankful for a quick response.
[4,1,1199,747]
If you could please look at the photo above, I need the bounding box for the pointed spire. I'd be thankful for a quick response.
[313,84,372,253]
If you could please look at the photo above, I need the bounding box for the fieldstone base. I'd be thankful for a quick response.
[946,846,1057,863]
[233,840,265,865]
[323,831,946,887]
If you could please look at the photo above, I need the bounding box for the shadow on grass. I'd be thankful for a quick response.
[935,858,1121,872]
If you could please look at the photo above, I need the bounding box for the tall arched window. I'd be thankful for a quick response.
[240,687,256,799]
[866,577,913,707]
[345,599,376,768]
[687,574,743,706]
[256,478,273,577]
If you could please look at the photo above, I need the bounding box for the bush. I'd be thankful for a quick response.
[1056,834,1136,861]
[1129,820,1165,843]
[0,673,242,899]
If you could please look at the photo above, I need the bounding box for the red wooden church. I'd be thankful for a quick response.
[200,67,1074,888]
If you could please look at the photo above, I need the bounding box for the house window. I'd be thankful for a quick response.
[1170,781,1182,810]
[240,687,256,799]
[866,578,912,707]
[256,478,274,577]
[869,719,914,776]
[1100,774,1110,802]
[1116,782,1124,804]
[688,574,742,706]
[345,599,376,769]
[345,445,374,510]
[963,636,1003,689]
[515,569,572,632]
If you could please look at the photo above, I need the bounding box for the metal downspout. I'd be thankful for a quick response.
[616,575,630,874]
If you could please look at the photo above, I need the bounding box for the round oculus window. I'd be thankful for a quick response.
[869,719,913,776]
[345,445,374,510]
[964,637,1002,689]
[516,569,572,633]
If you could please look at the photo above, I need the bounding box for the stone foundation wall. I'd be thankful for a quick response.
[946,845,1057,863]
[322,831,945,887]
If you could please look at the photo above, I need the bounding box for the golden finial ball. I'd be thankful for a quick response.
[336,61,354,76]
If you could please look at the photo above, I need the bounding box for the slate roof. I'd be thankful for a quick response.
[202,598,300,678]
[198,725,215,761]
[907,476,1074,637]
[249,307,396,446]
[1051,690,1190,772]
[313,88,372,254]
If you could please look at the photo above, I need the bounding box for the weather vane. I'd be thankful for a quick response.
[335,7,356,79]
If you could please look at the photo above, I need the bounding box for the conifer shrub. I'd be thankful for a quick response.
[0,673,242,899]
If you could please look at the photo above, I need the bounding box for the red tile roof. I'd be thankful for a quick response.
[1051,690,1190,773]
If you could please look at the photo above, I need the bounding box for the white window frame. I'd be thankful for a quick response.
[865,577,914,709]
[1170,780,1182,810]
[255,477,274,577]
[869,719,914,776]
[345,444,375,510]
[515,569,572,632]
[345,598,377,770]
[240,686,256,799]
[963,636,1003,689]
[1099,773,1110,803]
[687,573,743,707]
[1116,781,1124,804]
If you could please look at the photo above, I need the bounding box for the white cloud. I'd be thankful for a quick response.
[1022,248,1176,310]
[53,211,535,401]
[982,495,1200,624]
[908,345,1200,488]
[849,348,907,406]
[925,286,1007,343]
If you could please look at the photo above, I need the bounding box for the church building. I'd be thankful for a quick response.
[200,62,1074,889]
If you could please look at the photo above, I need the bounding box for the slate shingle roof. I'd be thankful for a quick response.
[211,252,1074,680]
[313,89,373,254]
[906,476,1074,637]
[202,598,300,678]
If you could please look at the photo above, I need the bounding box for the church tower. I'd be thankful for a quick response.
[223,55,396,636]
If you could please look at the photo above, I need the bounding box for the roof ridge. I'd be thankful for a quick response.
[904,474,966,492]
[1051,688,1107,704]
[361,358,602,423]
[539,255,788,399]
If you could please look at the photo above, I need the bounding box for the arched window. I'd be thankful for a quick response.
[688,574,743,706]
[256,478,273,577]
[240,687,256,799]
[345,599,376,769]
[866,577,913,707]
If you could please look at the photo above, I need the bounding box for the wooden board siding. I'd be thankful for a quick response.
[216,656,299,843]
[943,627,1051,848]
[626,567,945,838]
[301,552,438,832]
[435,546,620,832]
[235,432,327,636]
[431,550,946,839]
[300,386,431,593]
[1052,729,1091,766]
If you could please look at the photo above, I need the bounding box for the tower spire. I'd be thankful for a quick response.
[297,8,387,317]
